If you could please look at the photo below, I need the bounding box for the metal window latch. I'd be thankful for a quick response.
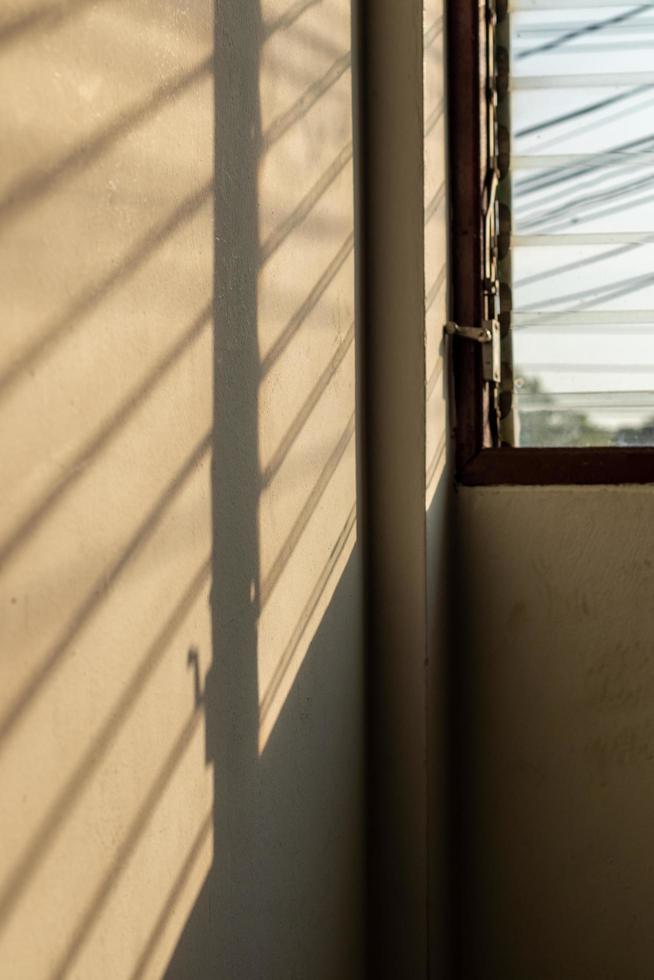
[444,319,501,384]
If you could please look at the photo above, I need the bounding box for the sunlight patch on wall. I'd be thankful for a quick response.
[423,0,448,509]
[256,0,357,754]
[0,0,215,975]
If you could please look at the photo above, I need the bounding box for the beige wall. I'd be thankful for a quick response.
[459,485,654,979]
[0,1,363,977]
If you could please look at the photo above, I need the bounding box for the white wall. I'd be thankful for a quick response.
[459,485,654,979]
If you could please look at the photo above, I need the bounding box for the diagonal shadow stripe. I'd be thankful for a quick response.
[126,808,214,980]
[0,556,211,931]
[262,0,322,39]
[48,703,206,980]
[260,233,355,378]
[0,0,100,50]
[424,16,443,51]
[425,182,446,225]
[0,304,212,577]
[0,429,212,749]
[426,434,447,491]
[426,360,444,403]
[261,322,355,488]
[0,180,213,403]
[259,142,353,266]
[424,101,444,140]
[261,52,351,153]
[0,56,213,225]
[274,15,350,63]
[259,413,355,609]
[0,6,53,47]
[259,503,356,731]
[426,265,447,315]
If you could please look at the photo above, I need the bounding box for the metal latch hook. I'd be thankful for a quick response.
[444,320,501,384]
[444,321,492,344]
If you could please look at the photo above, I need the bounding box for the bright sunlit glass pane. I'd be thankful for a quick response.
[507,2,654,446]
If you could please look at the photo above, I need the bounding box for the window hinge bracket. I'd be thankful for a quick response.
[444,319,501,384]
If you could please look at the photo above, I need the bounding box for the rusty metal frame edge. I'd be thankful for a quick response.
[447,0,486,474]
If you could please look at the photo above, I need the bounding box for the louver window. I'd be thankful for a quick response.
[504,1,654,447]
[446,0,654,481]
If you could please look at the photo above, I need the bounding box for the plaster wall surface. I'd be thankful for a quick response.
[459,485,654,980]
[0,1,364,977]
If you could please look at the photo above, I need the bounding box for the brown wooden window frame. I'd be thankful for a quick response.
[447,0,654,486]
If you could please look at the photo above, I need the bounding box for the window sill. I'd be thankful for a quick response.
[459,447,654,486]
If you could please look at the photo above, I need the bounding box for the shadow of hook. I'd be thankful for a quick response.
[187,647,204,708]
